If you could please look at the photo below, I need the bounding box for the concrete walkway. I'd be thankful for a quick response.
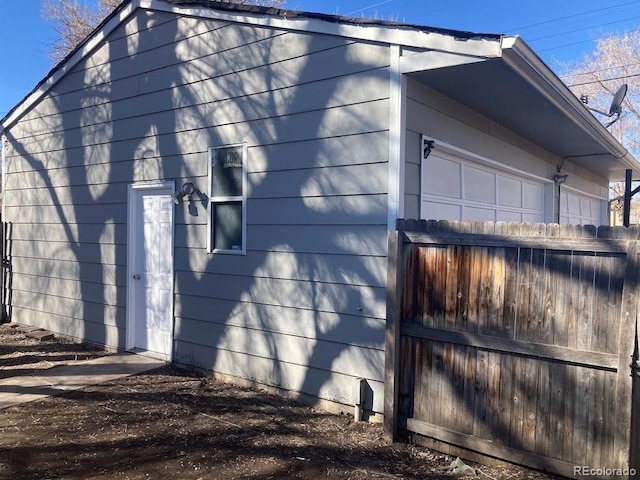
[0,353,166,410]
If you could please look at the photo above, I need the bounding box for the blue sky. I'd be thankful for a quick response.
[1,0,639,118]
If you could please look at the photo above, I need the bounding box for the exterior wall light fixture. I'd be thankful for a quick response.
[172,182,196,204]
[422,138,435,159]
[553,174,568,185]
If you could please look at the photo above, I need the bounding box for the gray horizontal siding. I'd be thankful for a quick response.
[4,9,392,414]
[247,195,387,225]
[9,239,125,265]
[173,225,389,255]
[250,162,387,198]
[175,271,386,319]
[175,250,386,287]
[12,273,124,307]
[11,257,125,287]
[14,98,389,154]
[175,318,384,380]
[6,132,387,178]
[248,132,389,173]
[404,130,421,219]
[173,340,385,412]
[17,20,388,140]
[11,306,125,349]
[246,225,389,256]
[175,302,384,349]
[12,290,125,328]
[38,62,389,135]
[405,78,554,180]
[4,204,127,224]
[8,223,123,245]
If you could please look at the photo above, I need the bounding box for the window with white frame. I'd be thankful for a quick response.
[208,144,247,254]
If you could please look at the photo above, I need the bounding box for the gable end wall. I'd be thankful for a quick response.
[2,8,392,413]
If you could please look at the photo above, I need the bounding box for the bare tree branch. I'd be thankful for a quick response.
[42,0,286,64]
[560,31,640,156]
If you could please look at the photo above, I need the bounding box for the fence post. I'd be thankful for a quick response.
[0,216,4,322]
[630,321,640,474]
[615,240,640,474]
[384,229,404,442]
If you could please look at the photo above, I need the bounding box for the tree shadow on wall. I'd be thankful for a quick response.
[4,7,388,415]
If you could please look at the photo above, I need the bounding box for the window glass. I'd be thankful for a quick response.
[208,144,246,254]
[211,146,243,197]
[212,202,243,251]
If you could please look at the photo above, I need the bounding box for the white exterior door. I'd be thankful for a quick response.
[421,150,545,223]
[127,182,175,360]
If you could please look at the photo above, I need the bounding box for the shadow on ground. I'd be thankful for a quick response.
[0,328,561,480]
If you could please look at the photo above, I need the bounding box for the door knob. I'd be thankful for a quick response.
[133,274,141,280]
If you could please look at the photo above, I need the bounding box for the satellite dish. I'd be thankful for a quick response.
[580,83,628,127]
[608,83,628,116]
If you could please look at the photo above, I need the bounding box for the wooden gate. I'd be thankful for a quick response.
[384,220,640,478]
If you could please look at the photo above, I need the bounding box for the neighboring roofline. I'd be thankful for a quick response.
[0,0,502,132]
[500,36,638,174]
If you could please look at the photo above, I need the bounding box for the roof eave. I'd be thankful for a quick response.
[1,0,141,134]
[500,36,638,175]
[1,0,504,134]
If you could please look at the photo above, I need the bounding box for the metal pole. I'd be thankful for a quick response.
[624,169,632,227]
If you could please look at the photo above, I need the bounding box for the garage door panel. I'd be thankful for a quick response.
[497,210,522,222]
[421,150,545,223]
[465,166,496,204]
[423,156,461,198]
[422,200,462,221]
[464,206,496,222]
[567,193,581,215]
[497,176,522,208]
[523,182,544,210]
[522,212,544,223]
[560,189,604,226]
[581,197,592,217]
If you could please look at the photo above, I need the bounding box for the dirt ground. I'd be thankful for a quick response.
[0,326,562,480]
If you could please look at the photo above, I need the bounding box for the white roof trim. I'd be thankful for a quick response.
[500,36,636,170]
[1,0,141,131]
[1,0,502,131]
[399,50,487,73]
[144,0,502,57]
[1,0,637,183]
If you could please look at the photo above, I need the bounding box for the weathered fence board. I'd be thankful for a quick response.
[384,220,640,479]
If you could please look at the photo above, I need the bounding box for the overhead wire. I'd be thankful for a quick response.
[536,25,640,53]
[526,15,640,42]
[567,72,640,88]
[504,0,640,33]
[561,61,640,79]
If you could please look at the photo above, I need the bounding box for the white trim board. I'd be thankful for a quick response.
[126,180,176,360]
[387,46,406,230]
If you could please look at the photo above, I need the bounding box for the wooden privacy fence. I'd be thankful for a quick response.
[384,220,640,479]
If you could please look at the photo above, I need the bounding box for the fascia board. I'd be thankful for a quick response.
[0,0,142,133]
[501,36,636,168]
[144,0,502,57]
[398,50,487,73]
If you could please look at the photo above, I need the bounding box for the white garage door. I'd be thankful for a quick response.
[421,151,545,223]
[559,188,605,226]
